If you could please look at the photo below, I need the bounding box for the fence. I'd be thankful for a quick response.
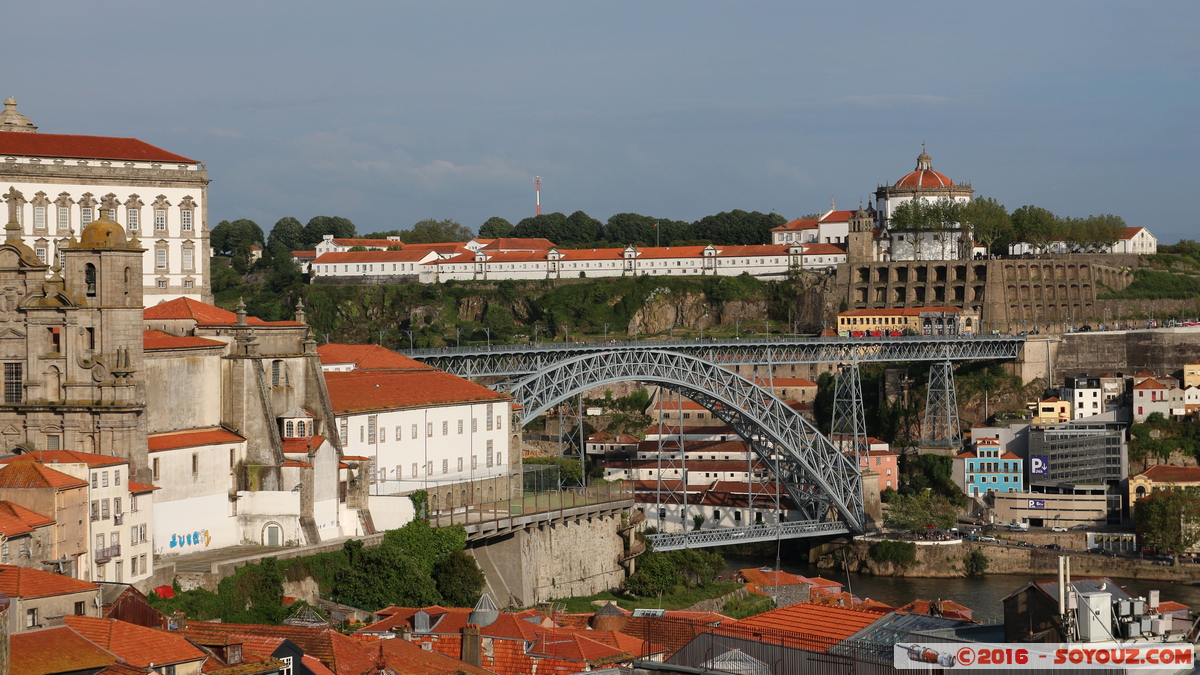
[427,479,633,532]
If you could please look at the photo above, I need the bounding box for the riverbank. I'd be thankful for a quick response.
[816,537,1200,584]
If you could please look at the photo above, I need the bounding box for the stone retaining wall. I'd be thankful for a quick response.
[684,586,749,613]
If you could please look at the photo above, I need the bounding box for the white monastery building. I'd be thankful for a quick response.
[0,98,209,303]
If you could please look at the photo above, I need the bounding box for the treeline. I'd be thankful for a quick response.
[890,197,1130,254]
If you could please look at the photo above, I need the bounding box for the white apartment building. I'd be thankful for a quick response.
[314,234,403,255]
[324,368,514,503]
[1063,375,1106,420]
[0,98,209,303]
[0,451,155,585]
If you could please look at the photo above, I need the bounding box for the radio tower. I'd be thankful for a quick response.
[535,176,541,215]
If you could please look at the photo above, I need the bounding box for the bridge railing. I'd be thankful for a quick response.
[427,480,634,531]
[403,333,1021,357]
[645,519,850,551]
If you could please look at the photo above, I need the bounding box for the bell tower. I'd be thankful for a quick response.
[847,205,874,263]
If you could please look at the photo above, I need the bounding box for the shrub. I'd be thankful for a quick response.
[869,540,917,566]
[964,549,990,576]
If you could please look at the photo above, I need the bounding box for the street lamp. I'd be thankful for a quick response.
[484,327,491,349]
[534,324,542,343]
[736,321,741,339]
[404,330,414,350]
[456,326,460,347]
[792,321,799,338]
[698,319,705,341]
[603,323,611,342]
[763,320,770,338]
[562,324,570,343]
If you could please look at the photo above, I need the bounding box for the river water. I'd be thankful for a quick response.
[722,555,1200,623]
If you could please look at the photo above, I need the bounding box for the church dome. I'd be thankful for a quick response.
[80,214,129,248]
[0,97,37,133]
[894,150,955,188]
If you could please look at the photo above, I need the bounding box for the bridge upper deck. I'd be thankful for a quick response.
[405,334,1024,377]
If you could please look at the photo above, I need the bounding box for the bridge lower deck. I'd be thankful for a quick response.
[645,520,851,551]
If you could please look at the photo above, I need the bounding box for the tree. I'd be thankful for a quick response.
[303,216,356,247]
[398,218,474,244]
[479,216,515,239]
[929,197,965,260]
[964,549,990,576]
[603,213,690,246]
[961,197,1012,255]
[1084,214,1127,252]
[624,550,684,596]
[887,200,938,260]
[689,210,784,246]
[210,219,265,257]
[433,549,486,607]
[512,212,569,242]
[1135,487,1200,565]
[267,217,306,258]
[1011,205,1059,252]
[885,491,958,531]
[557,211,603,246]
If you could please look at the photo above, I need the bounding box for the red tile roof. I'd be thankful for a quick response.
[734,602,882,651]
[481,238,556,251]
[801,243,848,256]
[317,343,433,371]
[312,250,432,265]
[282,435,326,455]
[894,168,956,189]
[148,427,246,452]
[329,238,400,248]
[1134,379,1168,390]
[292,250,317,259]
[0,449,127,468]
[0,500,54,537]
[144,298,302,326]
[371,636,496,674]
[127,480,160,494]
[820,209,856,222]
[10,626,117,675]
[324,370,509,414]
[65,616,205,667]
[838,306,963,317]
[0,462,88,489]
[773,217,820,231]
[0,564,98,598]
[1119,227,1148,240]
[0,133,197,163]
[1157,600,1189,612]
[738,567,808,588]
[143,329,226,351]
[1136,465,1200,483]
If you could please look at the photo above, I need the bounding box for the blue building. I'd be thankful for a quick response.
[954,438,1024,497]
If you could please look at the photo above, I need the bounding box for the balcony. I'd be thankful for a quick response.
[94,545,120,563]
[113,513,123,525]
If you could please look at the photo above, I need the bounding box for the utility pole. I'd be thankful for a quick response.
[535,176,541,216]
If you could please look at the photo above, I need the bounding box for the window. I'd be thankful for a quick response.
[34,246,46,263]
[442,421,448,436]
[114,469,120,486]
[4,363,23,403]
[155,209,166,231]
[139,525,146,543]
[156,279,167,289]
[156,248,167,270]
[81,207,93,225]
[496,453,503,465]
[486,440,494,468]
[426,461,433,475]
[457,457,463,472]
[91,500,100,521]
[152,458,160,481]
[127,209,139,231]
[458,419,463,434]
[426,423,433,437]
[183,279,193,289]
[280,656,293,675]
[92,472,98,489]
[471,455,478,470]
[102,471,109,488]
[286,421,295,437]
[496,415,502,430]
[181,209,193,232]
[25,608,37,629]
[442,459,448,474]
[339,419,348,444]
[368,416,377,443]
[486,404,494,430]
[472,418,478,432]
[411,424,418,439]
[411,463,418,478]
[113,497,121,515]
[132,526,139,544]
[58,207,69,231]
[191,453,199,475]
[183,247,194,270]
[74,600,85,616]
[101,500,110,520]
[359,426,364,442]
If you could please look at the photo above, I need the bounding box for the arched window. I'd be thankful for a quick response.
[271,360,284,387]
[85,263,97,297]
[124,267,131,296]
[296,420,306,437]
[286,421,294,437]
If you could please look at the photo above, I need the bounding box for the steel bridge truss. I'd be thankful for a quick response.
[922,360,962,446]
[645,519,850,551]
[407,335,1025,378]
[500,349,866,538]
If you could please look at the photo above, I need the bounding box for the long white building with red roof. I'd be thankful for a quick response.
[0,98,210,303]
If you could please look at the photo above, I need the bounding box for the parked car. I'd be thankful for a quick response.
[979,535,998,543]
[1070,524,1088,530]
[1051,526,1068,532]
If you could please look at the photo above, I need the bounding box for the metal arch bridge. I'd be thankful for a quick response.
[405,335,1025,551]
[405,334,1024,377]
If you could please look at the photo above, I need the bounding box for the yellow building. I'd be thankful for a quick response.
[836,306,978,336]
[1184,362,1200,389]
[1031,397,1072,424]
[1129,465,1200,510]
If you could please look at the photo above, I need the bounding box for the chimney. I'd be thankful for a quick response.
[461,624,482,667]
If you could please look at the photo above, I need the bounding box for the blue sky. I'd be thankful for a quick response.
[9,1,1198,242]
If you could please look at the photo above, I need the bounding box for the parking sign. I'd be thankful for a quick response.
[1030,456,1050,476]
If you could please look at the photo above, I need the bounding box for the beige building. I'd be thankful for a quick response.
[0,98,209,304]
[836,306,978,336]
[992,491,1107,529]
[0,563,101,632]
[0,463,88,577]
[1129,465,1200,511]
[1031,397,1072,424]
[1184,362,1200,389]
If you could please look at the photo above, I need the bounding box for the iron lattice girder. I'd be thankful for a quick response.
[407,335,1025,378]
[500,349,866,533]
[646,520,851,552]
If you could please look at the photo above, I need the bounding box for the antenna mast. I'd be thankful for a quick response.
[535,176,541,215]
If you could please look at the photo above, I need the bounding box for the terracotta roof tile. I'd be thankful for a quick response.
[1136,465,1200,483]
[0,564,98,599]
[734,602,882,651]
[0,449,127,468]
[143,330,226,351]
[324,370,509,414]
[481,238,556,251]
[292,250,317,259]
[0,462,88,489]
[11,626,117,675]
[65,616,205,668]
[148,428,246,452]
[801,243,847,255]
[329,238,401,248]
[127,480,159,493]
[1134,379,1168,390]
[144,298,302,327]
[312,250,431,265]
[773,218,820,231]
[0,500,54,537]
[317,343,433,371]
[0,133,197,163]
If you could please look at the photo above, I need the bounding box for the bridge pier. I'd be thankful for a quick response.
[922,360,962,447]
[831,362,867,460]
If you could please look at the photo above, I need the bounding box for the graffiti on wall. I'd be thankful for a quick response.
[169,529,212,549]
